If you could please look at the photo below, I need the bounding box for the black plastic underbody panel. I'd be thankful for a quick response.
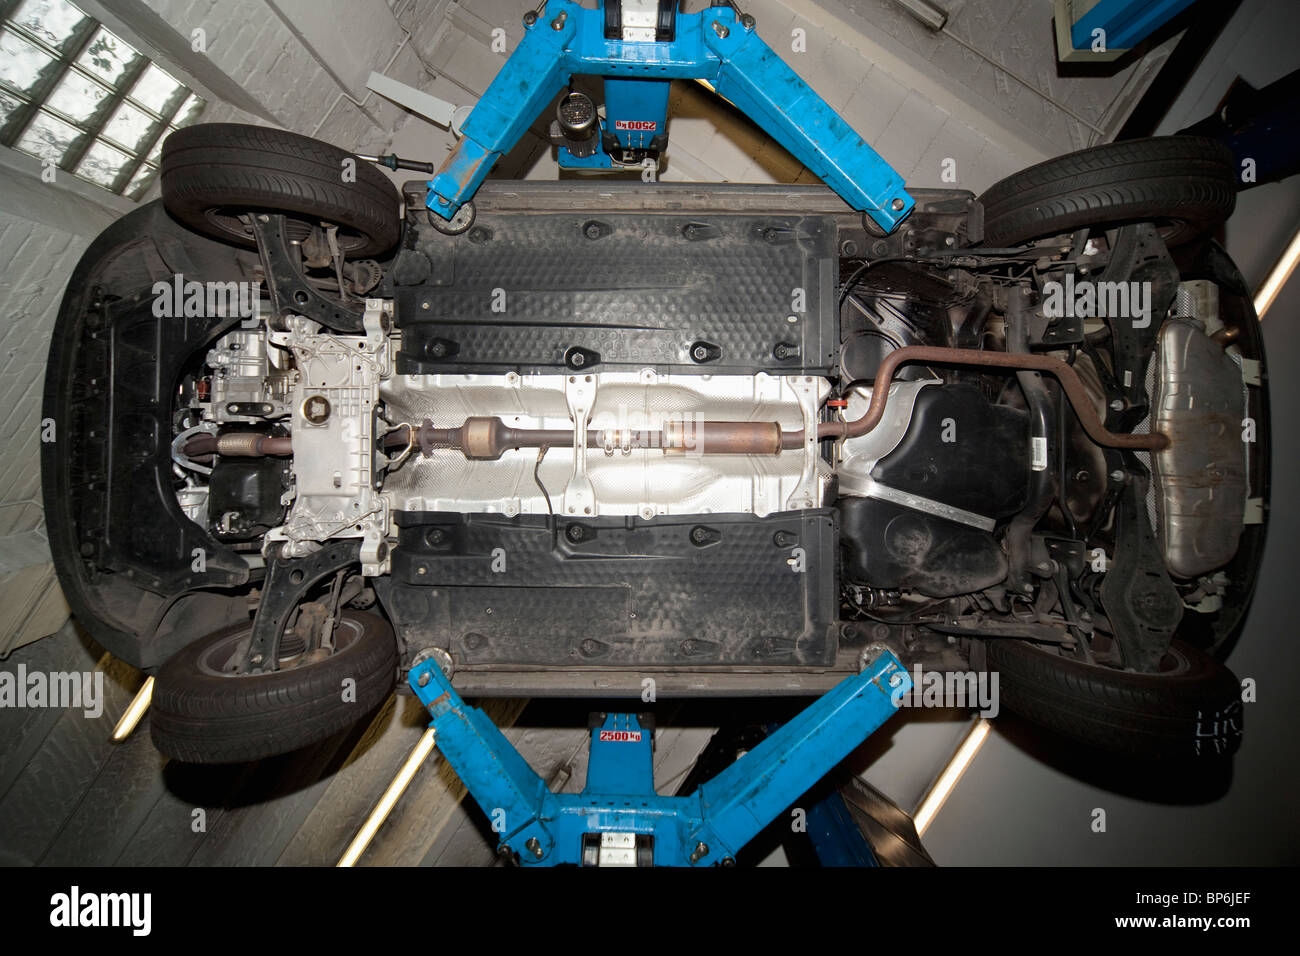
[392,211,839,376]
[376,510,838,669]
[41,202,264,669]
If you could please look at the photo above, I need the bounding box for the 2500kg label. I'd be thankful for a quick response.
[599,730,643,742]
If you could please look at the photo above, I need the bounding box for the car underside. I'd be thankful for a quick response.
[40,125,1268,765]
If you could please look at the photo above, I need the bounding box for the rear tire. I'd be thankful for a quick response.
[975,136,1237,248]
[986,638,1243,760]
[161,123,401,257]
[151,610,398,764]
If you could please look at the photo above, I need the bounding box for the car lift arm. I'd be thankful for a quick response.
[405,1,915,867]
[425,0,914,234]
[408,648,911,866]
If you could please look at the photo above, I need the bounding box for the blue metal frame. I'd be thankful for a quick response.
[426,0,914,232]
[407,649,912,866]
[1068,0,1197,53]
[597,76,672,155]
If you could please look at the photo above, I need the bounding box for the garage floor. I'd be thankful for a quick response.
[0,621,729,866]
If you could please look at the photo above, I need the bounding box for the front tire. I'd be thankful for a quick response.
[151,610,398,764]
[161,123,401,257]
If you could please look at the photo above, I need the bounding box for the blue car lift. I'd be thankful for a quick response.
[401,1,917,866]
[408,650,911,866]
[423,0,914,234]
[1054,0,1198,62]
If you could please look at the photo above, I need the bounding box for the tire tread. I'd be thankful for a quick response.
[160,123,400,256]
[976,136,1236,247]
[987,638,1243,759]
[151,611,398,764]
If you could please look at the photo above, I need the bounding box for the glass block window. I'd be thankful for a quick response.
[0,0,205,198]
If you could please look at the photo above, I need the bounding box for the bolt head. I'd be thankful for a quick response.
[417,671,431,687]
[712,20,729,38]
[1110,469,1126,482]
[891,198,906,212]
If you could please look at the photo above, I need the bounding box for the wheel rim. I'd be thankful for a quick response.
[195,616,366,677]
[201,208,372,254]
[1049,637,1195,677]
